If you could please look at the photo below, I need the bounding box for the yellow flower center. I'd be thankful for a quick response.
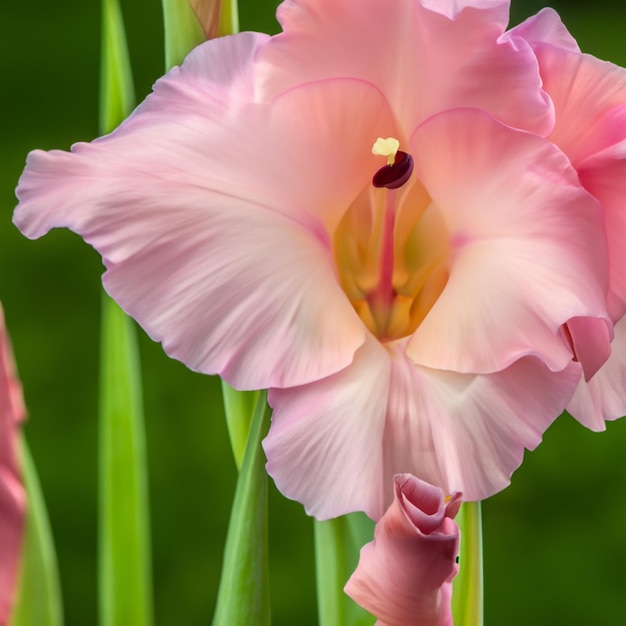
[333,140,450,342]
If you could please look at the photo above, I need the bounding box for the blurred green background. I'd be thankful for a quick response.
[1,0,626,624]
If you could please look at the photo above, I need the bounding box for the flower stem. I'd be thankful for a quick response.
[161,0,205,70]
[212,391,271,626]
[99,3,152,624]
[221,381,259,470]
[99,296,153,626]
[314,518,350,626]
[314,515,376,626]
[218,0,239,37]
[451,501,484,626]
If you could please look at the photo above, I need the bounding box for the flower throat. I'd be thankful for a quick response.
[333,138,450,343]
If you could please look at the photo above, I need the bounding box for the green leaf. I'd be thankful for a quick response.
[162,0,240,71]
[451,501,484,626]
[314,514,376,626]
[10,437,63,626]
[99,296,153,626]
[217,0,239,37]
[100,0,135,134]
[162,0,206,70]
[212,391,271,626]
[220,381,259,470]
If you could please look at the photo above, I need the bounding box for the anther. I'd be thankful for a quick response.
[371,137,414,189]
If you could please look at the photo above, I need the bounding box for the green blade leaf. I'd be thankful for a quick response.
[212,391,271,626]
[220,381,259,470]
[217,0,239,37]
[100,0,135,134]
[99,4,152,625]
[162,0,240,71]
[9,437,63,626]
[162,0,206,70]
[314,514,376,626]
[99,296,153,626]
[451,501,484,626]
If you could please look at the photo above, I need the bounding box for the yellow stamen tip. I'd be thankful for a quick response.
[372,137,400,166]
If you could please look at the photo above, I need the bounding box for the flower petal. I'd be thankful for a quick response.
[383,343,581,503]
[406,108,609,375]
[577,134,626,321]
[265,338,390,520]
[505,8,580,53]
[568,316,626,430]
[565,317,612,382]
[265,335,580,519]
[0,305,26,625]
[517,38,626,165]
[15,35,403,390]
[256,0,553,136]
[344,474,459,626]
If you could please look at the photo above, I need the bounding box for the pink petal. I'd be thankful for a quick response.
[405,108,609,375]
[265,336,580,519]
[577,135,626,321]
[565,317,612,382]
[505,8,580,53]
[15,34,403,390]
[265,338,390,521]
[520,42,626,165]
[383,343,581,503]
[568,316,626,430]
[510,22,626,323]
[0,305,26,624]
[344,474,459,626]
[256,0,553,137]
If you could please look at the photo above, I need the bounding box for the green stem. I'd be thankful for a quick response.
[218,0,239,37]
[451,501,484,626]
[99,2,152,623]
[220,381,258,470]
[314,515,376,626]
[10,437,63,626]
[212,391,271,626]
[99,296,153,626]
[315,518,349,626]
[161,0,205,70]
[100,0,135,134]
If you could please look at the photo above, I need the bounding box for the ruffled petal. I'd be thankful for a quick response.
[384,343,582,502]
[344,475,459,626]
[568,316,626,430]
[15,34,405,389]
[510,21,626,323]
[565,317,612,382]
[505,7,579,53]
[518,40,626,165]
[256,0,552,136]
[265,334,580,519]
[0,305,26,625]
[405,108,609,375]
[577,135,626,321]
[265,338,390,520]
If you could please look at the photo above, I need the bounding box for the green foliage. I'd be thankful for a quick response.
[10,439,63,626]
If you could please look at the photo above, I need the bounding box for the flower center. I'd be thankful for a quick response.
[333,138,450,342]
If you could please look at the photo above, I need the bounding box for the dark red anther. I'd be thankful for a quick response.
[372,151,414,189]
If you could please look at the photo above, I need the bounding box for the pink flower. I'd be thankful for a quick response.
[505,8,626,430]
[0,305,27,624]
[13,0,625,519]
[344,474,461,626]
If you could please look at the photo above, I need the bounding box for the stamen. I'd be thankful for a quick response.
[371,137,414,190]
[372,137,400,166]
